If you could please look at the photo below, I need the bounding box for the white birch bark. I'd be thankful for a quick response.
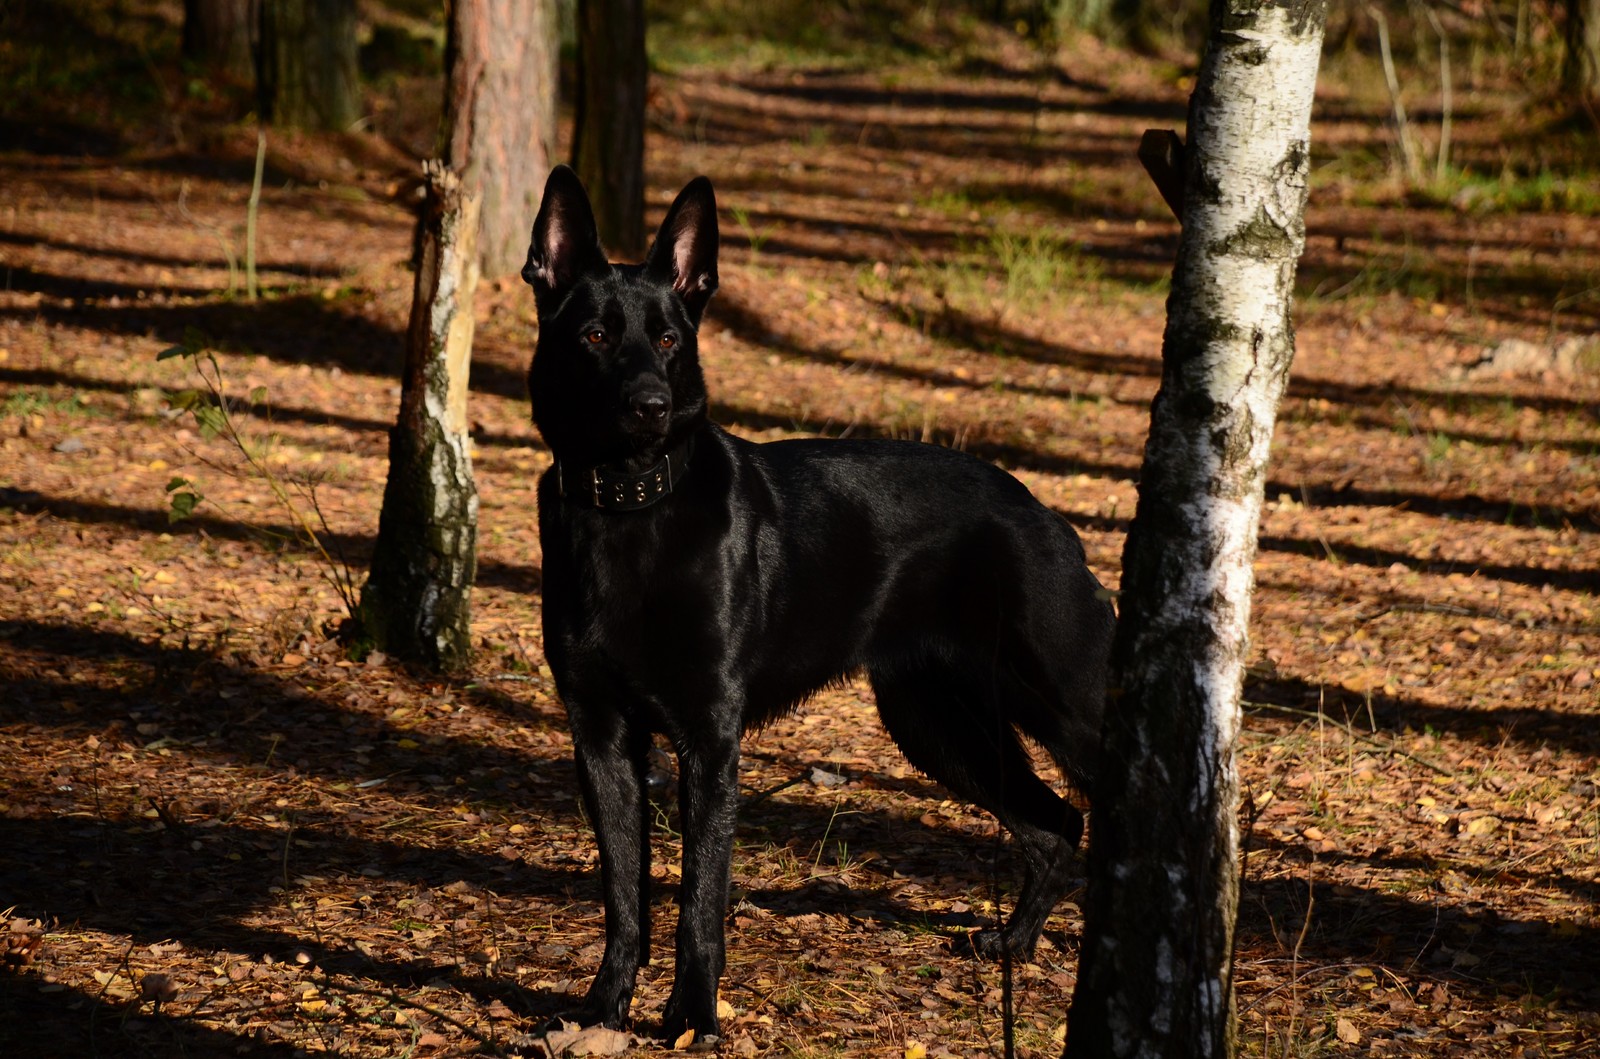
[1066,3,1327,1057]
[358,163,481,672]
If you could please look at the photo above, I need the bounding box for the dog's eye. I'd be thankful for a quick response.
[658,334,676,351]
[585,329,605,345]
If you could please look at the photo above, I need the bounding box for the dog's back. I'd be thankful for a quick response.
[728,432,1109,760]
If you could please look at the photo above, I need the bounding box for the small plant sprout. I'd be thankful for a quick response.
[156,330,360,620]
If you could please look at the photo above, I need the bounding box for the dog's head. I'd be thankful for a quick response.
[523,166,718,467]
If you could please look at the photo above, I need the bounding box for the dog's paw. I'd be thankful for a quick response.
[968,927,1037,961]
[660,994,721,1047]
[558,993,631,1033]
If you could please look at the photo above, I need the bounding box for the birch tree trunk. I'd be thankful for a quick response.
[443,0,560,279]
[358,163,481,672]
[1064,3,1327,1057]
[572,0,647,257]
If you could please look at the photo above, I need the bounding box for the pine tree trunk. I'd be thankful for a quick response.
[1566,0,1600,96]
[183,0,256,84]
[572,0,647,257]
[1064,3,1327,1057]
[443,0,560,279]
[359,163,481,673]
[257,0,360,131]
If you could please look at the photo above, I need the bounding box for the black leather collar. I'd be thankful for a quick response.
[556,435,694,511]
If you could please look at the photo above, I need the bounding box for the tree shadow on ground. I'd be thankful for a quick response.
[2,264,223,302]
[733,759,1600,1016]
[710,290,1151,406]
[714,398,1133,482]
[0,363,542,454]
[1248,833,1600,905]
[1245,674,1600,757]
[914,299,1600,424]
[0,296,533,406]
[712,295,1596,534]
[678,77,1181,171]
[0,975,308,1058]
[1278,399,1600,457]
[0,619,573,813]
[0,231,359,289]
[1237,863,1600,1011]
[0,487,541,596]
[1257,531,1598,591]
[1298,221,1600,332]
[0,810,580,1053]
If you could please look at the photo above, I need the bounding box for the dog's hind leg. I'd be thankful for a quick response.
[568,716,655,1029]
[869,661,1082,959]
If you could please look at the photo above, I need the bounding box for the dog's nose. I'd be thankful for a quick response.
[630,391,670,422]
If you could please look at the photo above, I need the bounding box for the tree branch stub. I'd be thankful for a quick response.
[1139,128,1187,221]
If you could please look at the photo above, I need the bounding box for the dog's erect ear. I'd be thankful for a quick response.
[644,176,719,325]
[523,165,607,300]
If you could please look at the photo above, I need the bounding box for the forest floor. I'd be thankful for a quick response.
[2,3,1599,1057]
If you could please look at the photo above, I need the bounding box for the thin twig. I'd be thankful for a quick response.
[1425,5,1453,182]
[1001,947,1015,1059]
[1244,700,1455,777]
[314,977,509,1055]
[1296,482,1341,563]
[1285,858,1315,1046]
[743,772,808,810]
[175,180,240,295]
[196,353,358,617]
[280,815,295,893]
[246,129,265,300]
[1369,5,1422,182]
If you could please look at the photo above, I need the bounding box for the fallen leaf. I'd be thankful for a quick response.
[139,972,180,1004]
[91,969,136,999]
[1336,1017,1361,1044]
[544,1024,634,1057]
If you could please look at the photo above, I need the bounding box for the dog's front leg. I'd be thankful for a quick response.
[660,730,740,1041]
[570,720,653,1029]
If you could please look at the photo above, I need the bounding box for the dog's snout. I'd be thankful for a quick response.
[630,389,670,422]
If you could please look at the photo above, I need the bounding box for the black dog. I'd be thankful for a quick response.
[522,165,1115,1041]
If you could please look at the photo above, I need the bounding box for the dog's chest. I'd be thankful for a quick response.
[559,519,735,669]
